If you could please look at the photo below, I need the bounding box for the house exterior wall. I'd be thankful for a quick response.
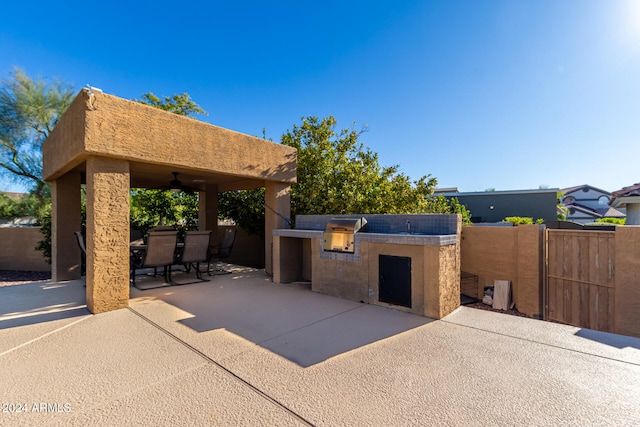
[562,187,611,210]
[561,185,619,224]
[446,190,558,223]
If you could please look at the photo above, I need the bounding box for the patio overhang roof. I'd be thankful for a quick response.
[43,89,296,192]
[42,89,296,314]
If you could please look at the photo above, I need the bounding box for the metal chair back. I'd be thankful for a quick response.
[181,230,212,264]
[216,228,236,258]
[143,231,178,267]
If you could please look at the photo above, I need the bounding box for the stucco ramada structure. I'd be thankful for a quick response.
[43,89,296,314]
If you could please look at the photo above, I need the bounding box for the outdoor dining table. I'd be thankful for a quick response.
[130,242,184,254]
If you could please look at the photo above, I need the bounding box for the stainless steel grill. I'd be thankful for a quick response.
[322,218,367,253]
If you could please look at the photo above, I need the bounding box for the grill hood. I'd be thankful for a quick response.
[323,217,367,253]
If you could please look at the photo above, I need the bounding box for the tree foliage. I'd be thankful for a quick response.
[128,92,207,234]
[136,92,208,117]
[502,216,544,225]
[0,68,75,201]
[130,189,198,236]
[219,116,471,234]
[282,116,471,221]
[595,217,625,225]
[0,192,42,219]
[218,188,266,238]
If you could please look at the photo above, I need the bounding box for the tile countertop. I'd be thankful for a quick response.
[273,229,457,246]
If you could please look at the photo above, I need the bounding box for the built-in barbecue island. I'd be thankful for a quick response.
[272,214,462,319]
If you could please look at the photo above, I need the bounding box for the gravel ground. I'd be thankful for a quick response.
[0,270,52,287]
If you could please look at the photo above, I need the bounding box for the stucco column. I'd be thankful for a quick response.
[626,204,640,225]
[198,184,218,241]
[265,181,291,275]
[51,171,82,281]
[85,157,130,314]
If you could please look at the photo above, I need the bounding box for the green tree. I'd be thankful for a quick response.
[502,216,544,225]
[136,92,208,117]
[282,116,439,217]
[0,68,75,202]
[596,217,625,225]
[556,191,569,221]
[130,188,199,236]
[425,195,472,225]
[129,92,207,234]
[219,116,471,234]
[0,192,41,220]
[218,188,266,238]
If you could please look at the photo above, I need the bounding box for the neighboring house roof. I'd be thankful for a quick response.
[611,183,640,198]
[443,188,559,197]
[596,206,626,218]
[434,187,458,194]
[562,184,611,196]
[610,183,640,208]
[565,201,625,217]
[565,204,602,219]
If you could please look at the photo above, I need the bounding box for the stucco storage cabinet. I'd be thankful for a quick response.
[43,89,296,313]
[273,214,462,319]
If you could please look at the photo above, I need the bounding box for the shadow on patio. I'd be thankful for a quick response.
[130,264,433,367]
[0,281,89,330]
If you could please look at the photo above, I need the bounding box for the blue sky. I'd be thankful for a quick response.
[2,0,639,193]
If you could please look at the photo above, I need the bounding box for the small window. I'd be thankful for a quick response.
[598,196,609,205]
[563,196,575,204]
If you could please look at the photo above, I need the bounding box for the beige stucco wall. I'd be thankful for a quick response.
[460,225,543,317]
[85,157,130,313]
[312,240,370,304]
[366,242,426,316]
[51,171,82,281]
[43,89,295,314]
[216,226,266,268]
[0,227,50,272]
[305,238,460,319]
[43,90,296,188]
[437,244,461,319]
[614,226,640,338]
[0,226,266,273]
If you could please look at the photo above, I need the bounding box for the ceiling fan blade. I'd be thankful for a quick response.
[145,172,199,194]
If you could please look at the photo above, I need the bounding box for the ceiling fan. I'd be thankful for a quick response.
[152,172,198,194]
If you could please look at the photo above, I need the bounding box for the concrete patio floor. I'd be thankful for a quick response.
[1,265,639,426]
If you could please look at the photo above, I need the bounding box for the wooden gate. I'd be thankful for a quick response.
[545,229,615,332]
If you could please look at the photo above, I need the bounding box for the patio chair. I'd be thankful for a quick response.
[130,228,145,246]
[207,228,236,275]
[74,231,87,276]
[143,225,175,276]
[131,230,178,289]
[175,230,212,284]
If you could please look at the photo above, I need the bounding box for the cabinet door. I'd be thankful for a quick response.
[379,255,411,308]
